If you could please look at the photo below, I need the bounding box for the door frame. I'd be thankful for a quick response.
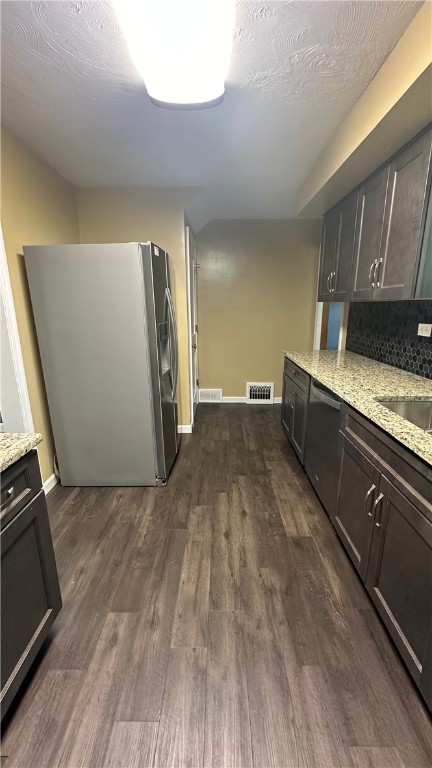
[185,222,198,428]
[0,223,34,432]
[313,301,349,351]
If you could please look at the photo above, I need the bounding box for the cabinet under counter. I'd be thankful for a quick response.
[0,446,62,719]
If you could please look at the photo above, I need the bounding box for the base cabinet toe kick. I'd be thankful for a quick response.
[282,358,432,711]
[1,450,62,719]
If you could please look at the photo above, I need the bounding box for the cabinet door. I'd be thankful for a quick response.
[333,191,358,301]
[335,436,381,580]
[417,183,432,298]
[351,166,389,301]
[1,490,62,717]
[376,129,432,300]
[317,208,338,301]
[366,477,432,703]
[281,374,293,441]
[290,382,308,465]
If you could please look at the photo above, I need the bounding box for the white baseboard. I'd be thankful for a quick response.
[198,396,281,406]
[178,424,192,434]
[43,472,58,495]
[223,396,282,404]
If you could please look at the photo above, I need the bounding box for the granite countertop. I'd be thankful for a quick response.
[283,350,432,466]
[0,433,43,472]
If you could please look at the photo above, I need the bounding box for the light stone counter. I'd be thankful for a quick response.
[283,350,432,466]
[0,433,43,472]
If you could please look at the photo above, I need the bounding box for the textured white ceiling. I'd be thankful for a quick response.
[1,1,423,230]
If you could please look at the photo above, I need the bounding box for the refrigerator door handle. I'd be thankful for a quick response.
[166,288,178,398]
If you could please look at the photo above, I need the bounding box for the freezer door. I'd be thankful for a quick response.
[141,244,179,480]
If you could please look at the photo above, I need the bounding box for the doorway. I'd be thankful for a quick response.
[314,301,349,351]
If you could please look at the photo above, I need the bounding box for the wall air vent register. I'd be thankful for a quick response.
[199,389,223,403]
[246,382,274,404]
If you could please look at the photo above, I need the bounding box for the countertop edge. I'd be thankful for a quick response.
[0,433,43,473]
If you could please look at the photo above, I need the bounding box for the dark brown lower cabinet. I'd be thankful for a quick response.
[290,382,308,464]
[365,476,432,709]
[281,373,309,465]
[335,408,432,711]
[281,373,293,441]
[1,478,62,718]
[335,436,380,580]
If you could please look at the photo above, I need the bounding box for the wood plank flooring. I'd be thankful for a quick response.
[2,404,431,767]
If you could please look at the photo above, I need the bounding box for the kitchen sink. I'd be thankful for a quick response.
[378,399,432,433]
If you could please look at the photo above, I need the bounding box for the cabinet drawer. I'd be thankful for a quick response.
[283,358,310,394]
[1,451,42,530]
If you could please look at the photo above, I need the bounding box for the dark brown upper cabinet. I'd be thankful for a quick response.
[377,129,432,300]
[318,208,338,301]
[351,166,390,301]
[319,126,432,302]
[317,190,358,302]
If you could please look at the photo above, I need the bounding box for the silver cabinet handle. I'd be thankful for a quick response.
[364,484,376,519]
[372,492,384,527]
[1,486,15,511]
[326,273,332,292]
[374,258,383,287]
[331,271,336,292]
[369,259,377,286]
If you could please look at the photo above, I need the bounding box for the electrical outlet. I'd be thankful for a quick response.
[417,323,432,337]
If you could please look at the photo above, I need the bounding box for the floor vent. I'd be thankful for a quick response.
[199,388,223,403]
[246,382,274,404]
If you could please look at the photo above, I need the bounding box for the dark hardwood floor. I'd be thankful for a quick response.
[2,404,431,767]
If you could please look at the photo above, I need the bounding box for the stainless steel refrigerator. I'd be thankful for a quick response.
[24,242,179,486]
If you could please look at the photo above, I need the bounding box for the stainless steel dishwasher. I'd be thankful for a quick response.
[305,379,342,518]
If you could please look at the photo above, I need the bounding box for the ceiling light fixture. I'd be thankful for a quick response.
[112,0,234,109]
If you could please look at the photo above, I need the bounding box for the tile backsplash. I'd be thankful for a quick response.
[346,301,432,379]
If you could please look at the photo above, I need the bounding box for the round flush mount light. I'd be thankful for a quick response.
[112,0,234,109]
[148,95,225,111]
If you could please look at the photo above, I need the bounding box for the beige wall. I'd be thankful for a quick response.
[1,125,80,480]
[196,219,321,397]
[76,186,200,426]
